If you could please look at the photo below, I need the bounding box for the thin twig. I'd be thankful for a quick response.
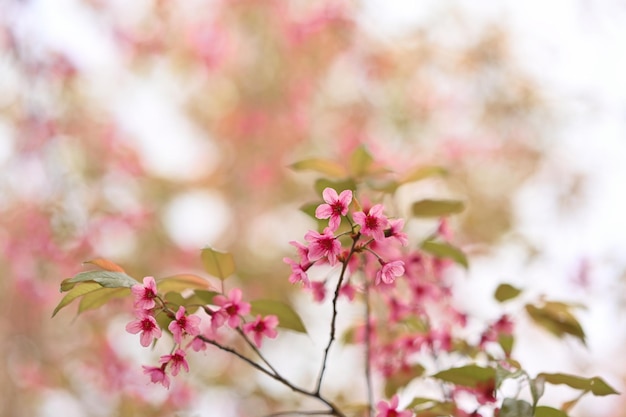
[315,234,359,394]
[198,336,348,417]
[235,327,281,375]
[263,410,335,417]
[364,279,373,417]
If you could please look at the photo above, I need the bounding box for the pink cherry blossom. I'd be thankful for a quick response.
[388,219,408,246]
[131,276,158,310]
[376,395,413,417]
[283,257,311,287]
[159,348,190,376]
[289,240,309,261]
[168,306,201,344]
[354,204,389,242]
[243,314,279,348]
[304,228,341,266]
[213,288,251,328]
[125,311,162,347]
[142,365,170,389]
[315,187,353,231]
[375,260,405,285]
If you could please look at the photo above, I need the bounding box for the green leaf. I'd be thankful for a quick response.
[538,373,619,396]
[313,178,357,196]
[289,158,347,178]
[60,270,139,292]
[420,240,468,269]
[349,145,374,177]
[534,406,569,417]
[157,274,213,293]
[589,377,620,396]
[78,287,130,314]
[400,166,448,184]
[162,291,206,314]
[500,398,533,417]
[413,401,456,417]
[498,333,515,357]
[156,310,174,333]
[164,292,186,308]
[432,365,495,388]
[249,300,307,333]
[201,247,235,281]
[384,364,425,398]
[530,376,546,407]
[525,302,586,344]
[411,199,465,217]
[495,365,523,389]
[52,282,103,317]
[194,290,220,305]
[495,283,522,303]
[406,397,438,410]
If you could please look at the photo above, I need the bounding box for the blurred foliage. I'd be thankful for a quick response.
[0,0,560,416]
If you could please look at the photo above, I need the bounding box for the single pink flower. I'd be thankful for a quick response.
[243,314,279,348]
[304,228,341,266]
[354,204,389,241]
[126,311,162,347]
[168,306,201,344]
[131,276,158,310]
[213,288,251,328]
[375,260,405,285]
[315,187,353,231]
[160,348,190,376]
[142,365,170,389]
[283,257,311,287]
[388,219,408,246]
[376,395,413,417]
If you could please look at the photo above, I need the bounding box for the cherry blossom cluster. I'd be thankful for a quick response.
[284,187,409,296]
[284,189,517,416]
[125,278,278,388]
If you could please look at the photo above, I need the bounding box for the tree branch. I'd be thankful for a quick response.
[315,234,359,394]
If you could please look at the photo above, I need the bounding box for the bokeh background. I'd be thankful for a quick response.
[1,0,625,416]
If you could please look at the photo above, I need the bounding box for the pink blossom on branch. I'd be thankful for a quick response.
[243,314,279,348]
[315,187,353,231]
[213,288,251,328]
[131,276,158,310]
[168,306,201,344]
[304,228,341,266]
[159,348,190,376]
[375,260,405,285]
[142,364,170,389]
[354,204,389,242]
[388,218,408,246]
[289,240,309,261]
[376,395,414,417]
[283,256,311,287]
[125,311,162,347]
